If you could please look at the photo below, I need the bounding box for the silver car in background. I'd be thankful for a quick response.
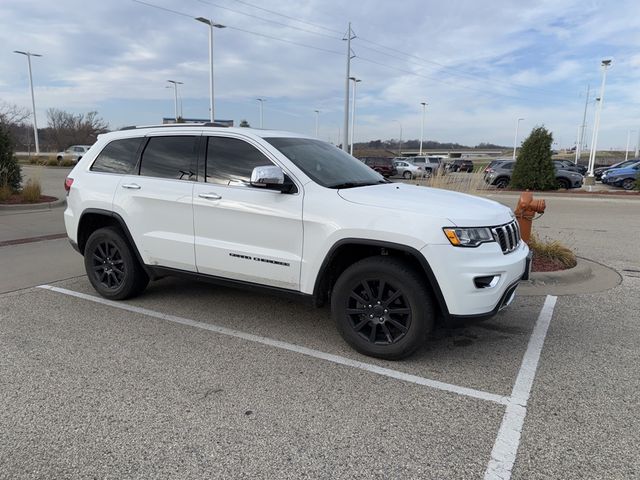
[393,159,425,179]
[56,145,92,164]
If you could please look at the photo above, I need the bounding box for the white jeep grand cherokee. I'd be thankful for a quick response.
[64,124,530,359]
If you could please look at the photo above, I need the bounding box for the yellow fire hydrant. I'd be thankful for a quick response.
[514,191,545,243]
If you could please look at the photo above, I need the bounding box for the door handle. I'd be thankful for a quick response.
[121,183,141,190]
[198,192,222,200]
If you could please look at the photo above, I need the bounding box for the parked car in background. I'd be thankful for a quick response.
[393,160,424,179]
[410,156,444,177]
[484,161,584,189]
[447,159,474,173]
[483,158,512,176]
[594,159,640,181]
[362,157,398,177]
[553,159,587,175]
[56,145,92,164]
[601,161,640,190]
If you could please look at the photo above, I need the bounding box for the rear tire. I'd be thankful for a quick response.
[622,178,635,190]
[84,227,149,300]
[495,177,509,189]
[403,171,412,179]
[331,256,435,360]
[557,178,570,189]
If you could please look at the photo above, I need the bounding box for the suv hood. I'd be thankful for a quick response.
[338,183,513,226]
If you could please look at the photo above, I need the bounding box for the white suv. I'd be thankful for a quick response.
[64,125,530,359]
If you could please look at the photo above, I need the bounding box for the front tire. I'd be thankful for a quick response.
[403,171,412,179]
[331,257,435,360]
[622,178,635,190]
[84,227,149,300]
[557,178,570,189]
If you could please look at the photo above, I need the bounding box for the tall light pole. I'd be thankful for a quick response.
[342,22,356,152]
[635,129,640,159]
[587,59,612,183]
[195,17,225,123]
[256,98,265,128]
[576,84,590,164]
[625,129,635,161]
[167,80,183,121]
[419,101,427,155]
[395,120,403,156]
[13,50,42,154]
[349,77,361,155]
[314,109,320,138]
[512,118,524,160]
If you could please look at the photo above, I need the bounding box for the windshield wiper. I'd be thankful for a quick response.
[329,181,380,189]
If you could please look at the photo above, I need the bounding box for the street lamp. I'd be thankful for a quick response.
[419,101,427,155]
[395,120,403,156]
[167,80,183,122]
[625,129,636,162]
[586,59,612,183]
[13,50,42,154]
[195,17,225,123]
[349,77,361,155]
[512,118,524,160]
[256,98,265,128]
[314,109,320,138]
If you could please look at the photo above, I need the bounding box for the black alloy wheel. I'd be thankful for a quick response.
[84,226,149,300]
[557,178,570,189]
[91,240,126,290]
[346,278,411,345]
[331,257,434,360]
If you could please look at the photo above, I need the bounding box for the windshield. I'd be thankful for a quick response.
[265,137,385,188]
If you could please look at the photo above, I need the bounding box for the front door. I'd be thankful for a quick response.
[193,135,303,290]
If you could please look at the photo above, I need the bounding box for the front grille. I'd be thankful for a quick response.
[492,220,521,254]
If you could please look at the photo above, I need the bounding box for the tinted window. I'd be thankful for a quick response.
[139,136,198,180]
[206,136,274,186]
[265,137,384,188]
[91,138,143,174]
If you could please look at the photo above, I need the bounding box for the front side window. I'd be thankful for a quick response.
[139,136,198,180]
[265,137,384,189]
[91,137,144,174]
[206,136,275,186]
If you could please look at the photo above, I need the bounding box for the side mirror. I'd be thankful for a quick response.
[250,165,291,192]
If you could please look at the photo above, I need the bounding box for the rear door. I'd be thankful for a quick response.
[193,135,303,290]
[112,134,199,272]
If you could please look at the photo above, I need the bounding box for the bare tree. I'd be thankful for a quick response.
[46,109,109,150]
[0,101,30,127]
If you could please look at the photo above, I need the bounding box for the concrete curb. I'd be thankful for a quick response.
[0,197,65,212]
[519,257,622,296]
[528,257,593,285]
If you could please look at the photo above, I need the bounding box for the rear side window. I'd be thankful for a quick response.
[139,136,198,180]
[91,138,143,174]
[206,136,274,185]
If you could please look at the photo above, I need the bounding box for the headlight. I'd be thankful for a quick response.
[443,227,494,247]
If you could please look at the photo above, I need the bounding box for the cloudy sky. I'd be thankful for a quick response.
[1,0,639,149]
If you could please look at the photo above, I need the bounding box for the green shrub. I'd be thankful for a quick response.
[21,179,42,203]
[511,126,557,190]
[0,123,21,192]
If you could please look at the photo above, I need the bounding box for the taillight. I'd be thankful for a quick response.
[64,177,74,195]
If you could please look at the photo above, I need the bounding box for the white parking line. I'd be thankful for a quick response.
[484,295,557,480]
[37,284,510,405]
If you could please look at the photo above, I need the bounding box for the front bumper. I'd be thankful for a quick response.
[421,240,529,319]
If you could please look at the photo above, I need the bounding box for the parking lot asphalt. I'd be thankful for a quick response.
[1,194,639,479]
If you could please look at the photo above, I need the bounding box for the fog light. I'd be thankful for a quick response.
[474,275,500,289]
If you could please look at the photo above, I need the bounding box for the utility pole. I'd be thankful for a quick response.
[419,102,427,155]
[314,110,320,138]
[256,98,265,128]
[635,129,640,158]
[576,84,590,164]
[342,22,356,152]
[349,77,361,155]
[587,59,612,183]
[167,80,183,121]
[625,129,635,161]
[513,118,524,160]
[13,50,42,154]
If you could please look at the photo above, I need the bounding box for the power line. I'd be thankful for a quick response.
[196,0,340,40]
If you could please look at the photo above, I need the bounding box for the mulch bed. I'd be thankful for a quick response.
[0,194,58,205]
[532,255,571,272]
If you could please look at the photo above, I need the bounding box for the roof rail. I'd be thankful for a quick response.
[119,123,229,131]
